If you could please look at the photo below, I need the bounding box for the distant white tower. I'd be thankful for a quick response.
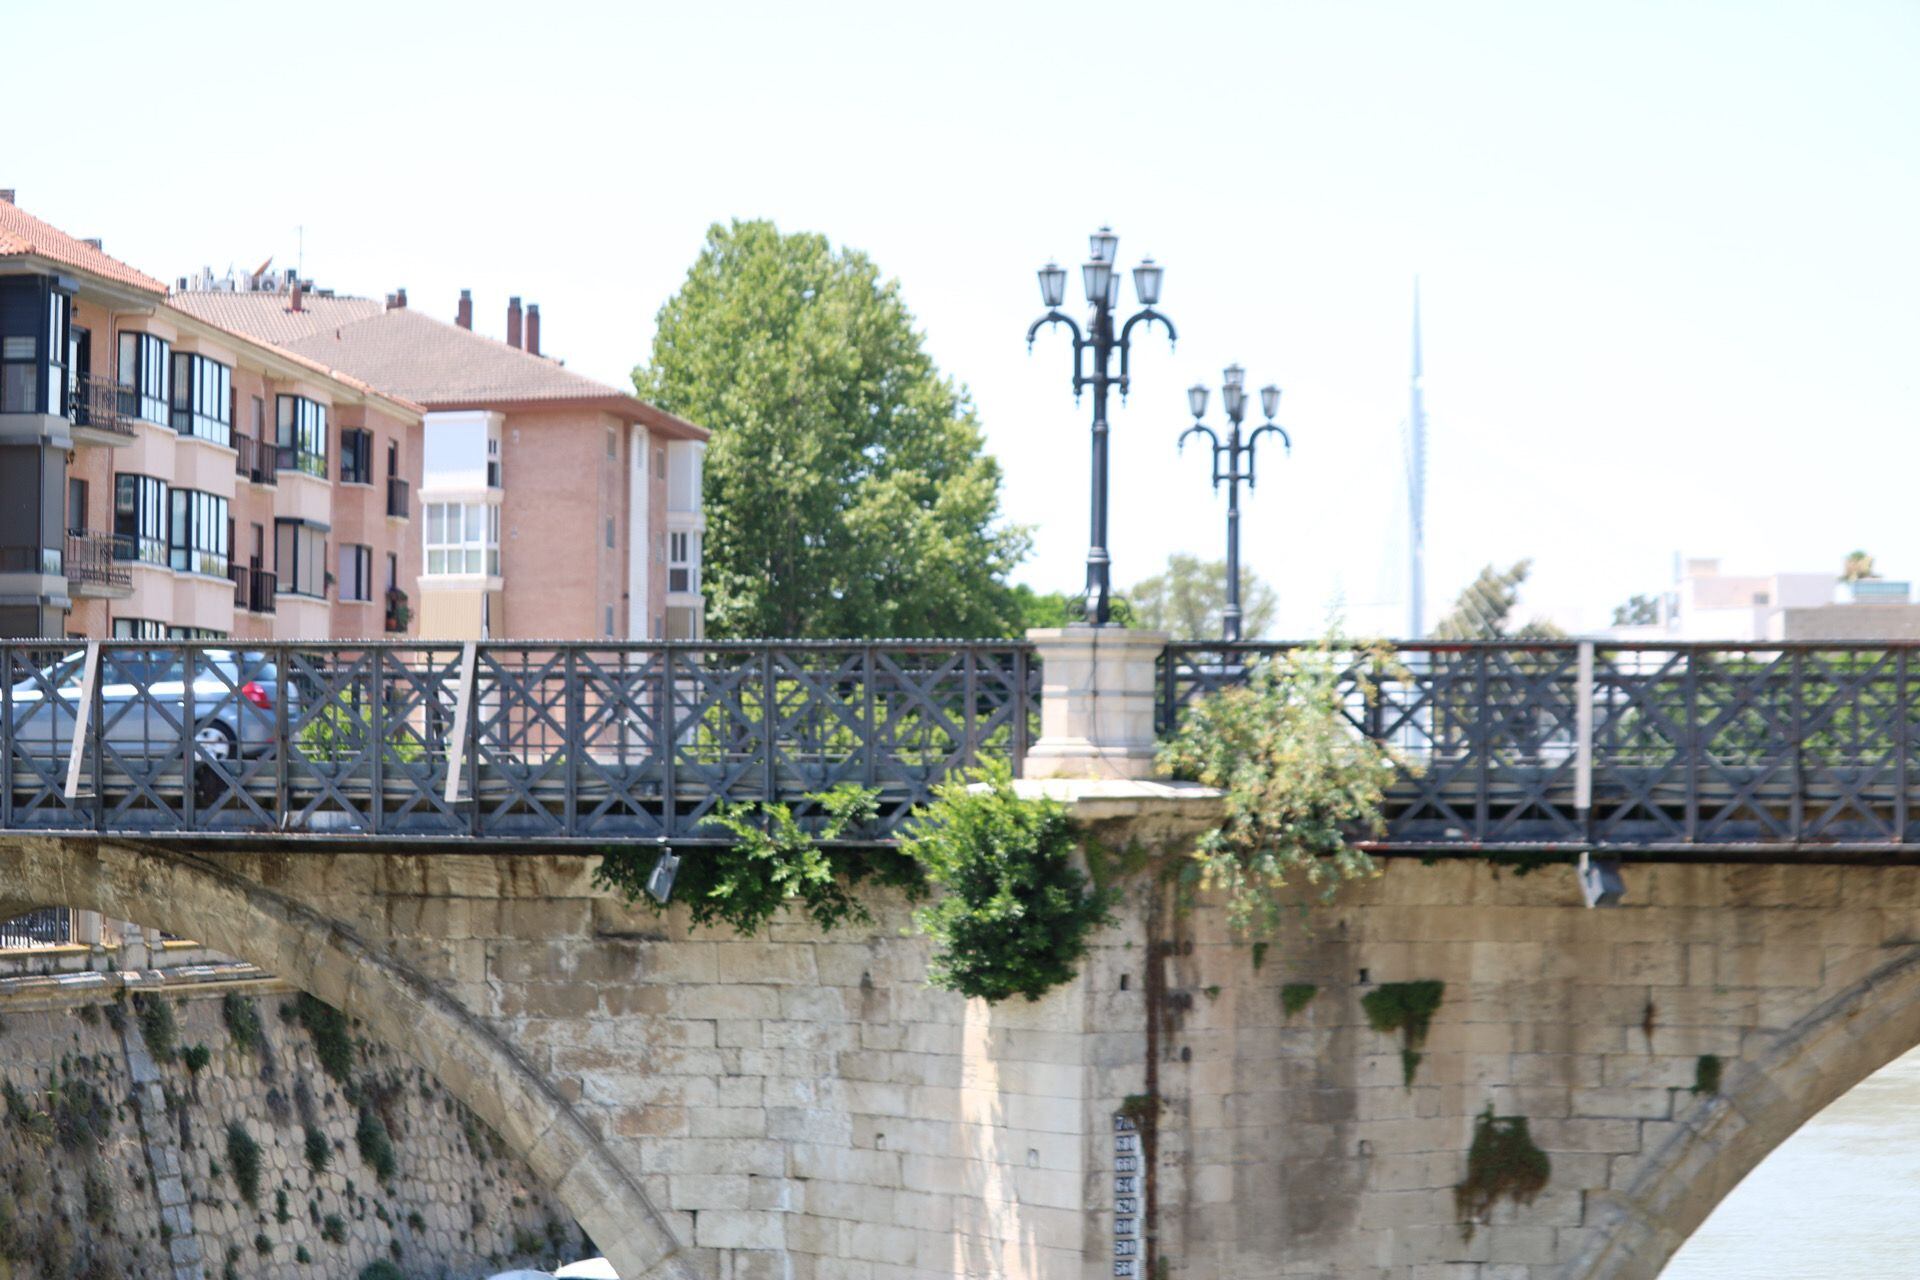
[1405,279,1427,639]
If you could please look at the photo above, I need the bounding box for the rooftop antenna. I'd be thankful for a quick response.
[1404,278,1427,639]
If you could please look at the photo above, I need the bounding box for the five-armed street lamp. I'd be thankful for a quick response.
[1179,365,1291,641]
[1027,227,1176,625]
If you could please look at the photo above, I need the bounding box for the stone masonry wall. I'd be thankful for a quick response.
[0,971,579,1280]
[9,837,1920,1279]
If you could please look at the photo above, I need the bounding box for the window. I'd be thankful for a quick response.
[653,447,665,479]
[339,427,373,484]
[113,474,168,565]
[169,352,232,446]
[168,489,229,577]
[606,428,615,459]
[385,552,398,593]
[338,543,373,602]
[66,479,87,536]
[605,605,615,637]
[166,626,227,640]
[423,501,500,576]
[275,395,328,477]
[605,517,615,548]
[669,530,698,594]
[117,332,170,425]
[0,279,71,416]
[486,437,501,488]
[111,618,166,640]
[274,519,328,597]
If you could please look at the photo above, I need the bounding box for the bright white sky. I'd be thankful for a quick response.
[9,0,1916,637]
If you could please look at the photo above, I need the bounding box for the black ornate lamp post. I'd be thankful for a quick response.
[1027,227,1176,625]
[1179,366,1290,641]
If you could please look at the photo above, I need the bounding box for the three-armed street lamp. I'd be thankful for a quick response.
[1027,227,1176,625]
[1179,365,1291,641]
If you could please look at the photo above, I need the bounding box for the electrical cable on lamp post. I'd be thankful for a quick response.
[1178,366,1290,642]
[1026,227,1176,625]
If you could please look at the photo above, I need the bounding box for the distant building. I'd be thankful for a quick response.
[173,279,708,642]
[1603,557,1920,642]
[0,192,423,641]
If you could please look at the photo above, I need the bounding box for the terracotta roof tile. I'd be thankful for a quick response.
[171,293,706,439]
[168,291,384,346]
[0,198,168,295]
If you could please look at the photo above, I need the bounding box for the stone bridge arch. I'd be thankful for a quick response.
[0,836,693,1280]
[1567,945,1920,1279]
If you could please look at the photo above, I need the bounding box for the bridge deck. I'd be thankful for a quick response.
[4,639,1919,851]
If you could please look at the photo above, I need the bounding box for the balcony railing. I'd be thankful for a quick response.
[228,564,277,614]
[69,373,136,441]
[67,532,133,593]
[387,475,410,519]
[0,908,74,951]
[234,433,279,485]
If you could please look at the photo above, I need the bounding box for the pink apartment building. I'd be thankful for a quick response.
[0,192,422,641]
[173,286,709,641]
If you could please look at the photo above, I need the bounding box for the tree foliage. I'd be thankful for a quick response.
[903,761,1112,1003]
[1127,554,1278,639]
[636,219,1030,638]
[1158,642,1398,936]
[1610,593,1662,627]
[1430,560,1563,640]
[1842,550,1878,582]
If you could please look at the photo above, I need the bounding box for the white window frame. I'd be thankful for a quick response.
[423,501,500,577]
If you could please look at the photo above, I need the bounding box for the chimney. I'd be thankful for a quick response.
[395,287,407,309]
[290,279,304,313]
[81,238,102,251]
[0,190,14,204]
[456,289,473,329]
[506,296,523,349]
[525,304,541,357]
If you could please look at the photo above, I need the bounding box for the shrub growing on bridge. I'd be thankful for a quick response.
[1158,641,1399,936]
[903,761,1113,1003]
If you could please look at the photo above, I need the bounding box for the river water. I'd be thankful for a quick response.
[1661,1046,1920,1278]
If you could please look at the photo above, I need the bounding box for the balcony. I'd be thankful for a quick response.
[230,563,278,615]
[69,373,136,447]
[385,587,411,634]
[386,475,410,520]
[234,432,279,486]
[67,532,133,598]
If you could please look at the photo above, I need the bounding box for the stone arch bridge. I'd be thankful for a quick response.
[8,836,1920,1279]
[5,633,1920,1276]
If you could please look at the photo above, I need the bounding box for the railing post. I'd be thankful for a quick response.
[763,646,778,805]
[0,646,10,827]
[182,643,196,829]
[1012,644,1030,779]
[275,644,290,829]
[369,649,385,836]
[1899,650,1910,845]
[1576,641,1594,843]
[445,641,479,806]
[662,645,677,839]
[64,641,100,805]
[1023,628,1169,780]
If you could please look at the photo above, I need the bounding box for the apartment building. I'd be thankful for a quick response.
[173,283,708,641]
[0,192,423,641]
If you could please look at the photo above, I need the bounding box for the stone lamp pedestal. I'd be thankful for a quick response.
[1021,627,1169,780]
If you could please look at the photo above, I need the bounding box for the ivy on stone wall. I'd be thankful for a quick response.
[594,784,923,936]
[1455,1105,1550,1235]
[1362,980,1446,1086]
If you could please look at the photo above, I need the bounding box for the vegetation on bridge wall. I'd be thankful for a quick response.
[0,981,581,1279]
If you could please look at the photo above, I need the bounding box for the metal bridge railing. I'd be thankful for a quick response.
[0,640,1036,844]
[1161,641,1920,850]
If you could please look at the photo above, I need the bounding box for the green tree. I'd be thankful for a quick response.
[1430,560,1563,640]
[1010,585,1072,630]
[1127,554,1278,639]
[635,219,1030,638]
[1610,593,1661,627]
[1842,550,1878,582]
